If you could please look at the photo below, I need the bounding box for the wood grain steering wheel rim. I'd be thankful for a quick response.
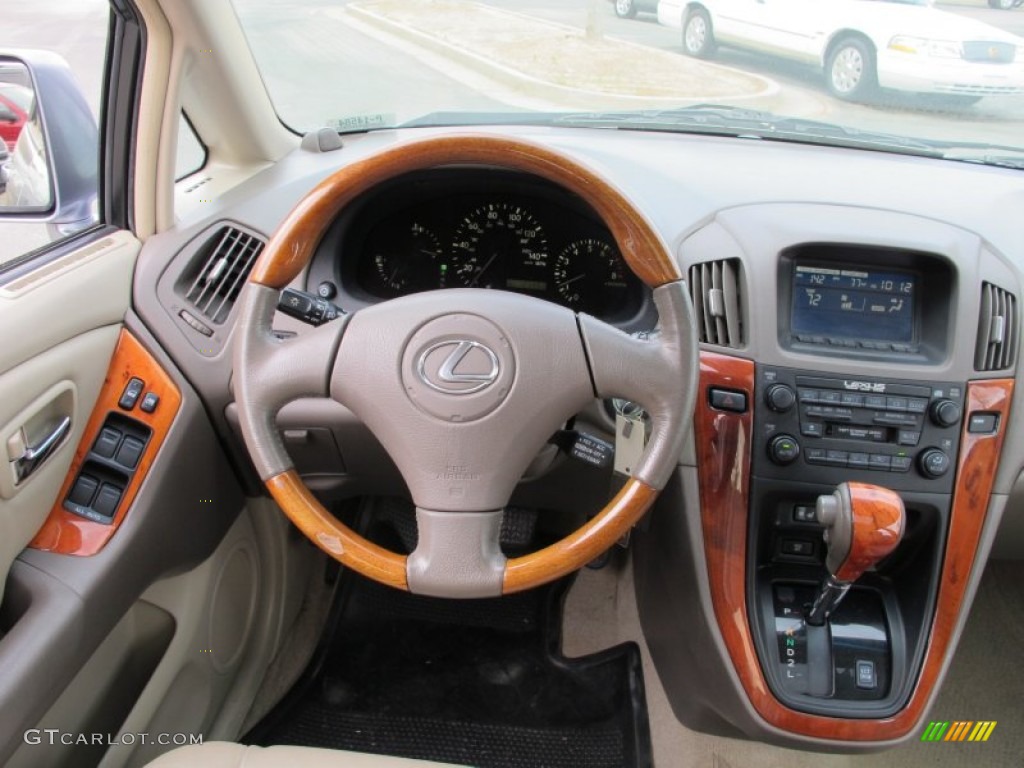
[238,134,694,596]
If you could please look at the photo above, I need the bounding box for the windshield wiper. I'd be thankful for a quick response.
[551,104,946,158]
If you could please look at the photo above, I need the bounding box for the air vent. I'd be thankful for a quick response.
[689,258,743,348]
[975,282,1018,371]
[183,227,265,325]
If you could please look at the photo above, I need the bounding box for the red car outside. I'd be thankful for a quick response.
[0,83,32,151]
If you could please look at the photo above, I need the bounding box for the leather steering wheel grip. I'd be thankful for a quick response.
[233,134,699,597]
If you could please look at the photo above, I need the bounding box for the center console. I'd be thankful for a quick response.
[743,250,970,716]
[634,207,1017,746]
[749,366,963,716]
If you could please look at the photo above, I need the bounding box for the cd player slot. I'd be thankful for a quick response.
[828,424,889,442]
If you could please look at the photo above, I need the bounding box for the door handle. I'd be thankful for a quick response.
[12,415,71,482]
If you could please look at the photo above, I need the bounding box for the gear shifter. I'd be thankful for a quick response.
[806,482,906,627]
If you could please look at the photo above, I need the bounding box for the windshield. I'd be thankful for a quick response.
[233,0,1024,163]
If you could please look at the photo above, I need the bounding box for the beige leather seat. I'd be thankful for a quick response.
[147,742,468,767]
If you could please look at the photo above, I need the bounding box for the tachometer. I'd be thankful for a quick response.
[449,203,548,292]
[553,238,630,314]
[369,221,442,294]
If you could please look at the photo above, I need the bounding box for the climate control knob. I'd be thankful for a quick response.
[768,434,801,465]
[919,448,951,478]
[930,399,962,428]
[765,384,797,413]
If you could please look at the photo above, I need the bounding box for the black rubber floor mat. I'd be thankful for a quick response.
[247,575,652,768]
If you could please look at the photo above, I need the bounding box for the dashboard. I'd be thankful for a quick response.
[137,126,1024,753]
[306,170,650,325]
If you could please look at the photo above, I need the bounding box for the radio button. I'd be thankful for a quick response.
[805,447,826,464]
[907,398,929,414]
[798,389,820,403]
[864,395,887,409]
[885,397,909,412]
[869,454,892,471]
[898,430,922,446]
[891,456,913,472]
[825,450,849,467]
[801,422,823,438]
[820,391,842,405]
[840,393,865,407]
[848,452,871,469]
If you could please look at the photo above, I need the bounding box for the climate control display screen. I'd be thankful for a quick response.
[792,265,915,343]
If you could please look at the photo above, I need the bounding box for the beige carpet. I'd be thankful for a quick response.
[562,556,1024,768]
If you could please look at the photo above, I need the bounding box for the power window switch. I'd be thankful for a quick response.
[856,660,877,690]
[115,436,145,469]
[93,483,122,518]
[118,377,145,410]
[68,475,99,507]
[93,427,122,458]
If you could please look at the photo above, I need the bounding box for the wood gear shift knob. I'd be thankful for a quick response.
[807,482,906,627]
[816,482,906,583]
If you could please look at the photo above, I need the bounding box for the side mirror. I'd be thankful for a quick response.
[0,51,99,236]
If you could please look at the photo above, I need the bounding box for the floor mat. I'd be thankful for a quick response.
[247,574,652,768]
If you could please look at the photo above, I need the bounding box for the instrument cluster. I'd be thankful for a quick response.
[344,174,647,321]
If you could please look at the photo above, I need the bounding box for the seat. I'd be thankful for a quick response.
[146,742,467,767]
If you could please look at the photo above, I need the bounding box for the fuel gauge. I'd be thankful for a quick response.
[370,221,442,295]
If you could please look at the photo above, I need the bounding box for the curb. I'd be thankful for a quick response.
[346,2,780,111]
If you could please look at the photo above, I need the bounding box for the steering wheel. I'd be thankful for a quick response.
[234,135,698,598]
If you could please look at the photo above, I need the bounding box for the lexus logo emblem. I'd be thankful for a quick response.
[417,340,501,395]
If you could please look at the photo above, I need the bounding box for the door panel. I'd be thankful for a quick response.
[0,311,246,766]
[0,231,139,602]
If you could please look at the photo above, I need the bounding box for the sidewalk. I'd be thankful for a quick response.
[347,0,776,109]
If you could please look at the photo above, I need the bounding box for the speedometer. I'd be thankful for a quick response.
[553,238,630,314]
[449,203,548,292]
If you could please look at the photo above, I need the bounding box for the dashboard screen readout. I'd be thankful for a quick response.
[792,265,915,343]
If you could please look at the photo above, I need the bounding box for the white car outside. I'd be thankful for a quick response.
[657,0,1024,101]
